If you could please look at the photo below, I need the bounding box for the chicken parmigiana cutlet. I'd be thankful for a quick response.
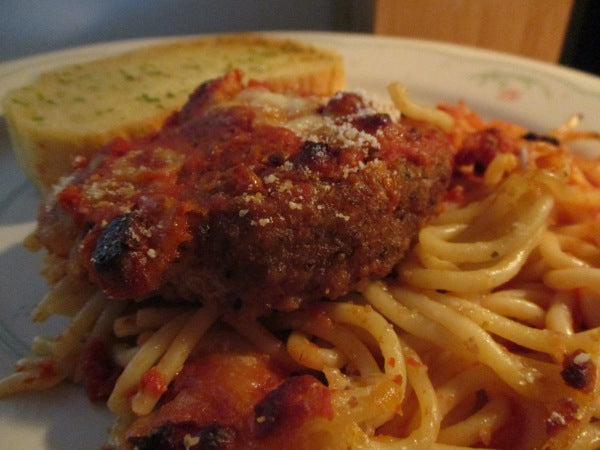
[36,69,453,312]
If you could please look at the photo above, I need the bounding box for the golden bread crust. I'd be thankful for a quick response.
[3,34,345,192]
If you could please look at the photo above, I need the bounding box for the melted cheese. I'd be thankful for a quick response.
[229,87,391,150]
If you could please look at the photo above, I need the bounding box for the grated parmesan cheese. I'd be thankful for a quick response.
[242,192,265,204]
[255,218,272,226]
[549,411,566,426]
[574,352,591,365]
[264,173,278,184]
[183,434,200,450]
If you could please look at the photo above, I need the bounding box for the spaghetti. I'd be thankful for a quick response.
[2,83,600,450]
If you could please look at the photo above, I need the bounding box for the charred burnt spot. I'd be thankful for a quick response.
[406,126,423,142]
[546,398,579,437]
[473,161,487,176]
[252,375,332,438]
[266,152,285,167]
[128,421,236,450]
[522,132,560,146]
[303,261,315,272]
[253,394,280,438]
[91,213,134,272]
[320,91,365,117]
[561,349,596,392]
[352,113,391,134]
[232,297,243,311]
[293,141,337,168]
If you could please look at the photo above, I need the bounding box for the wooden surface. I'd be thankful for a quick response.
[373,0,575,62]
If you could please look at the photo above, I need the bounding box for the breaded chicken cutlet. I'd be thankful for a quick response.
[34,69,453,313]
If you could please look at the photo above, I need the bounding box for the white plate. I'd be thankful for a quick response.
[1,31,599,450]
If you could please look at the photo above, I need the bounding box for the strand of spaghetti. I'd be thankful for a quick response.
[112,313,140,338]
[107,313,188,416]
[555,222,600,243]
[418,191,553,266]
[437,393,512,447]
[131,302,219,415]
[418,223,531,266]
[363,282,482,364]
[398,361,487,441]
[319,302,407,430]
[89,300,128,339]
[569,423,600,449]
[31,275,95,321]
[422,222,468,239]
[271,309,383,378]
[539,231,589,269]
[321,303,406,394]
[440,176,551,241]
[451,173,536,237]
[38,255,67,285]
[402,207,549,292]
[72,300,129,384]
[414,345,473,386]
[478,292,546,327]
[432,203,481,226]
[547,183,600,211]
[49,290,108,358]
[554,234,600,265]
[223,313,297,371]
[518,249,551,282]
[390,287,543,398]
[499,284,555,307]
[435,365,505,418]
[299,319,383,379]
[113,307,191,337]
[514,400,555,449]
[572,153,600,187]
[542,391,600,450]
[545,300,575,335]
[413,248,459,271]
[31,336,54,356]
[569,326,600,350]
[428,291,567,356]
[483,152,519,186]
[579,289,600,328]
[286,331,347,370]
[0,358,69,396]
[544,267,600,291]
[107,416,133,450]
[113,345,139,368]
[331,376,403,432]
[387,343,441,449]
[136,331,154,347]
[322,367,351,390]
[387,82,454,132]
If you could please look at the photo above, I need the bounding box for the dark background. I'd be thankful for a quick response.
[0,1,371,62]
[561,0,600,76]
[0,0,598,77]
